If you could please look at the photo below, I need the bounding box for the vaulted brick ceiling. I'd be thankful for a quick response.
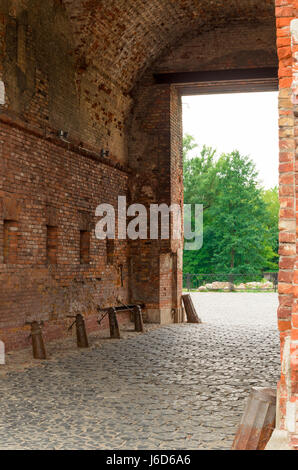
[63,0,275,91]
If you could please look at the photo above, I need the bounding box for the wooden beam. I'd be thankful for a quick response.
[178,79,278,96]
[154,67,278,85]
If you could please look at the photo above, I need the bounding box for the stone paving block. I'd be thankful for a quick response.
[0,294,280,450]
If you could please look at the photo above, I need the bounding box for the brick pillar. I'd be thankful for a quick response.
[128,74,183,324]
[290,13,298,450]
[0,11,6,106]
[274,0,298,450]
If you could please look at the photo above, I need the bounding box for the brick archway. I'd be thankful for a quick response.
[0,0,297,449]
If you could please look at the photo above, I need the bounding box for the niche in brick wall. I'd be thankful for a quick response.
[78,210,92,265]
[80,230,90,264]
[3,220,19,264]
[46,226,58,265]
[106,238,115,265]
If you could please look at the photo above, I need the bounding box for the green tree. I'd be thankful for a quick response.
[183,134,218,213]
[209,151,268,273]
[183,136,279,277]
[183,134,198,163]
[261,187,279,271]
[183,135,219,274]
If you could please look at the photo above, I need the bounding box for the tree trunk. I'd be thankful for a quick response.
[231,248,235,269]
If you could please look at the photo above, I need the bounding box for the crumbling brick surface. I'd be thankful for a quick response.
[274,1,298,449]
[155,20,278,73]
[0,118,130,351]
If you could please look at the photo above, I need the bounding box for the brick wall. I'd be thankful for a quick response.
[0,117,130,351]
[275,0,298,450]
[155,20,278,73]
[0,1,135,350]
[128,74,184,324]
[0,0,131,164]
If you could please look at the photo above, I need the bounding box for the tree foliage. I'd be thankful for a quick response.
[183,134,279,275]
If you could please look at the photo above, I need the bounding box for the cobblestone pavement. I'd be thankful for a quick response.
[0,293,280,450]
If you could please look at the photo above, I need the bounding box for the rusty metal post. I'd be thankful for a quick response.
[75,314,89,348]
[29,321,47,360]
[232,387,276,450]
[108,308,121,339]
[134,305,144,333]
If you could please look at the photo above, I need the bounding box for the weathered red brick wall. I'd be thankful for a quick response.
[275,0,298,450]
[0,116,130,351]
[155,20,278,73]
[128,74,182,323]
[0,1,134,350]
[0,1,131,164]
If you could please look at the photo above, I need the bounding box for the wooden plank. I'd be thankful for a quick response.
[182,294,202,324]
[232,387,276,450]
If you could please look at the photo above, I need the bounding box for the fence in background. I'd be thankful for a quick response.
[183,272,278,292]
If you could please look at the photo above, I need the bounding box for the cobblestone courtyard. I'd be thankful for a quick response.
[0,293,280,450]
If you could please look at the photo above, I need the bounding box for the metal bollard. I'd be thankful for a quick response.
[75,314,89,348]
[232,387,276,450]
[108,308,121,339]
[68,314,89,348]
[27,321,47,360]
[134,305,144,333]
